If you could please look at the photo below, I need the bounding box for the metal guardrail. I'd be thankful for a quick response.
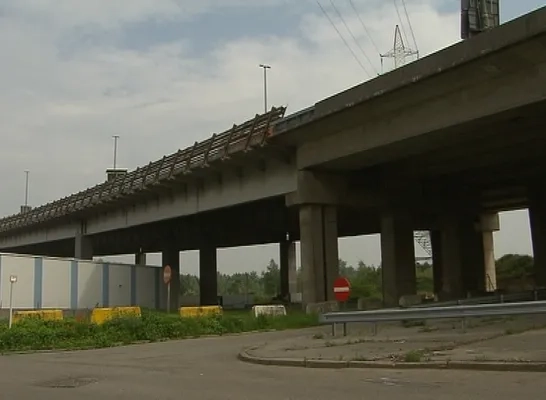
[0,107,286,233]
[320,300,546,335]
[410,289,546,309]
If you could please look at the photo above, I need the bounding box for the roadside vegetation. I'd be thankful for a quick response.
[181,254,535,306]
[0,310,318,353]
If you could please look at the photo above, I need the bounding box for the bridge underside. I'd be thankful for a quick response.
[339,99,546,212]
[3,197,385,257]
[291,97,546,306]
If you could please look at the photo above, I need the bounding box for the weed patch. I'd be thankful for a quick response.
[0,310,318,353]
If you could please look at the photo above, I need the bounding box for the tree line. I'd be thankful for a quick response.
[179,254,535,301]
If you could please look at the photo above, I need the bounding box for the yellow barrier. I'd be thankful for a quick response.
[90,306,142,325]
[179,306,223,318]
[12,309,64,324]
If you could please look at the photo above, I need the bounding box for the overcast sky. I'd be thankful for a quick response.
[0,1,543,275]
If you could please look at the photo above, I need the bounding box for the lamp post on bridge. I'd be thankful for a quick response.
[259,64,271,114]
[20,170,31,214]
[112,135,120,170]
[24,170,29,207]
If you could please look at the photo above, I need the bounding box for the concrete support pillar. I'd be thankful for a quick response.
[135,252,146,266]
[430,230,443,296]
[299,204,339,305]
[440,214,464,299]
[462,231,486,295]
[478,213,499,292]
[162,246,180,312]
[439,213,485,299]
[199,245,218,306]
[529,187,546,287]
[280,240,297,301]
[380,210,416,307]
[482,231,496,291]
[74,230,93,260]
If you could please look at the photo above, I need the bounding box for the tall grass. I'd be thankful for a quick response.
[0,310,318,353]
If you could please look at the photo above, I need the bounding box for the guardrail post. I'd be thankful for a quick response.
[372,322,378,336]
[331,323,335,336]
[342,322,347,337]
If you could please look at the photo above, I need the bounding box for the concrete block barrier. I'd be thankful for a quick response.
[90,306,141,325]
[12,309,63,324]
[179,306,223,318]
[251,305,287,317]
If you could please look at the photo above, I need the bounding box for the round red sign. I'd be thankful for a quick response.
[163,265,172,284]
[333,277,351,302]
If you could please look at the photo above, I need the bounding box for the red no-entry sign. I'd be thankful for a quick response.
[333,277,351,302]
[163,265,172,284]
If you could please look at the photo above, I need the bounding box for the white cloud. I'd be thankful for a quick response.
[0,0,534,272]
[0,1,459,203]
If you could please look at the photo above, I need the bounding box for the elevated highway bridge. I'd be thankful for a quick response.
[2,6,546,308]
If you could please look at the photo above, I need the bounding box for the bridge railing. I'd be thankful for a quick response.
[0,107,286,233]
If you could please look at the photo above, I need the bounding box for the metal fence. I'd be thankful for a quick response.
[0,107,286,233]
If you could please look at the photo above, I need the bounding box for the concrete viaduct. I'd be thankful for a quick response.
[1,7,546,309]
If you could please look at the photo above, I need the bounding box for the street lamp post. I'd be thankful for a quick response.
[24,170,29,207]
[259,64,271,113]
[8,275,17,329]
[112,135,120,169]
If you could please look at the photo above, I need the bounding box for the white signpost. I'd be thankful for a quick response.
[164,265,172,313]
[8,275,17,329]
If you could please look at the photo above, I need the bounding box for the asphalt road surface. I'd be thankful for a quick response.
[0,329,545,400]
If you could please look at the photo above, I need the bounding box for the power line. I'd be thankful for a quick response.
[348,0,381,56]
[316,0,371,77]
[401,0,419,57]
[393,0,411,49]
[329,0,378,75]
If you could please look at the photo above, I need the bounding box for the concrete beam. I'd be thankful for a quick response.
[285,170,382,209]
[285,170,348,206]
[83,158,296,236]
[0,222,80,251]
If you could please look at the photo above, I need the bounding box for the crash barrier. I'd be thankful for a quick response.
[251,305,287,318]
[320,300,546,336]
[90,306,142,325]
[12,309,64,324]
[409,288,546,309]
[179,306,223,318]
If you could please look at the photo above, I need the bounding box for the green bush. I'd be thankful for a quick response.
[0,310,318,353]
